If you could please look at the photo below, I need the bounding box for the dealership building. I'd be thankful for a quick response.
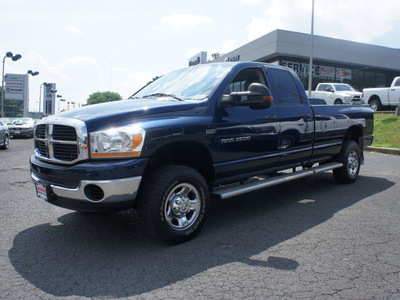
[211,29,400,91]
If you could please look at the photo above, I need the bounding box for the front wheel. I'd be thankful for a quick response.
[333,141,361,184]
[138,165,208,244]
[334,99,343,105]
[0,135,9,150]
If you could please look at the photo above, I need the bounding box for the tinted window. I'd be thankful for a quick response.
[226,68,267,103]
[269,69,302,105]
[317,84,327,91]
[395,78,400,87]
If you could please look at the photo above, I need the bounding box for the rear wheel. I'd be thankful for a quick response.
[369,98,381,111]
[333,141,361,184]
[138,165,208,244]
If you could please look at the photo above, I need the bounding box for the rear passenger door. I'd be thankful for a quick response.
[267,67,314,169]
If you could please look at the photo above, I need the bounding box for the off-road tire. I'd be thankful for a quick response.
[333,140,361,184]
[138,165,208,244]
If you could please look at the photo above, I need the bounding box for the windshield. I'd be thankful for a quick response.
[334,84,355,92]
[134,64,232,101]
[13,118,34,125]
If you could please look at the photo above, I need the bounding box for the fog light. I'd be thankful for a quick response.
[84,184,104,202]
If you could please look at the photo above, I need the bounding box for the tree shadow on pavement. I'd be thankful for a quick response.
[9,174,395,298]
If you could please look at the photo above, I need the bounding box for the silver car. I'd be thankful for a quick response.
[0,120,10,149]
[8,118,35,138]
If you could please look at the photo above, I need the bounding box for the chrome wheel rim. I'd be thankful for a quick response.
[347,149,359,177]
[370,102,378,111]
[164,183,201,231]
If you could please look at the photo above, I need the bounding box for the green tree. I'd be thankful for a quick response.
[86,91,122,105]
[208,52,225,63]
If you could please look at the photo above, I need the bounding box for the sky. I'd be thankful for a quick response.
[1,0,400,112]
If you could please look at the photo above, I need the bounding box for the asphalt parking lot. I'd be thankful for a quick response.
[1,139,399,299]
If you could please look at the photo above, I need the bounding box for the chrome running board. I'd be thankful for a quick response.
[211,162,343,200]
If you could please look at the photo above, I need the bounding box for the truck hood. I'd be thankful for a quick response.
[54,99,198,128]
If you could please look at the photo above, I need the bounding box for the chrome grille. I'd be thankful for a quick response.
[34,117,89,165]
[36,124,46,139]
[53,125,77,141]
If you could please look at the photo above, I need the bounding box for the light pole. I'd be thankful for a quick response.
[26,70,39,114]
[308,0,315,97]
[57,94,63,113]
[38,82,48,115]
[1,52,22,117]
[58,98,65,113]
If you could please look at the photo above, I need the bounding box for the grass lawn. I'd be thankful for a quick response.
[372,114,400,149]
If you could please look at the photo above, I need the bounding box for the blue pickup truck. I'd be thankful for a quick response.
[30,62,374,244]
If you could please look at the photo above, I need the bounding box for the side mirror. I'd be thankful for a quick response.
[219,83,273,110]
[246,83,273,109]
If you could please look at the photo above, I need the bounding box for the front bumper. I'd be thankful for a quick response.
[30,154,148,212]
[9,128,34,137]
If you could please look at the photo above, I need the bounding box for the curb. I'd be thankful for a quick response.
[366,146,400,155]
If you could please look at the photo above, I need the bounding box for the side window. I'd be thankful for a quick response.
[269,68,302,105]
[395,78,400,87]
[225,68,267,103]
[317,84,326,91]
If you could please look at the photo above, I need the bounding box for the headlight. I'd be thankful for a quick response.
[90,125,145,158]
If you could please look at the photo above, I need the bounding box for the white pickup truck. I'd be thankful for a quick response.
[312,83,363,105]
[362,77,400,111]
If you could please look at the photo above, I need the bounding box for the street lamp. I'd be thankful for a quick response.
[307,0,315,97]
[1,51,22,117]
[57,95,65,113]
[26,70,40,114]
[27,70,40,76]
[38,82,48,114]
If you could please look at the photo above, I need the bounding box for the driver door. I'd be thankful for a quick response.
[213,67,280,184]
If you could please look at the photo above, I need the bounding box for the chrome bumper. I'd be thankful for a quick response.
[31,172,141,204]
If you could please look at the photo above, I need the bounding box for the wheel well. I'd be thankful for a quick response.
[368,95,381,104]
[144,141,214,185]
[334,99,343,105]
[343,125,364,162]
[344,125,362,145]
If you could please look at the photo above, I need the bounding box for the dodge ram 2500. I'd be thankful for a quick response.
[30,62,374,244]
[312,83,363,105]
[362,77,400,111]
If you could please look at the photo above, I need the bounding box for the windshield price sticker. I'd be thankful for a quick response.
[36,183,48,201]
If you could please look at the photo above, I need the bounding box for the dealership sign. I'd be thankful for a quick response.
[5,74,26,100]
[189,51,207,67]
[281,60,352,80]
[4,73,30,117]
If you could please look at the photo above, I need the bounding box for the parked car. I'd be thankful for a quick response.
[0,120,10,149]
[0,118,13,125]
[8,118,35,138]
[362,77,400,111]
[30,62,374,244]
[311,83,363,105]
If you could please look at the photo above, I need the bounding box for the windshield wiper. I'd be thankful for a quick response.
[142,93,184,101]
